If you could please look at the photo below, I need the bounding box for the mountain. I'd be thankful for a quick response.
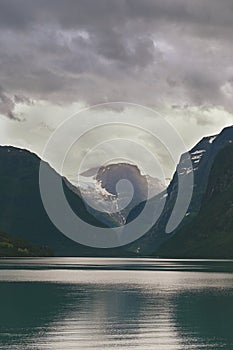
[94,163,165,200]
[125,126,233,256]
[157,142,233,258]
[1,126,233,258]
[72,163,165,226]
[0,231,53,257]
[0,146,131,256]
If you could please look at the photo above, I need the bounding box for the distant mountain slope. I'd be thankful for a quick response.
[0,146,129,256]
[157,142,233,258]
[73,163,165,226]
[1,126,233,258]
[126,126,233,256]
[0,231,53,257]
[95,163,165,199]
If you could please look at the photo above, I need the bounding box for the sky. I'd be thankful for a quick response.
[0,0,233,182]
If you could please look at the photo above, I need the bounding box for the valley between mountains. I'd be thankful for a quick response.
[1,126,233,258]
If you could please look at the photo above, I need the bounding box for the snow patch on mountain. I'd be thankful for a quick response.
[209,136,217,144]
[69,163,166,226]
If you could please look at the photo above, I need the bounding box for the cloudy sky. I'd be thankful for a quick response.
[0,0,233,181]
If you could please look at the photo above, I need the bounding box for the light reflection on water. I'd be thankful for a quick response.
[0,258,233,350]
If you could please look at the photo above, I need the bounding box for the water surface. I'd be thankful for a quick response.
[0,258,233,350]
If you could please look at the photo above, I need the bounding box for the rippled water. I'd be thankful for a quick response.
[0,258,233,350]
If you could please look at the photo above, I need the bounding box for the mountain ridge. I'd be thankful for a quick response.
[157,142,233,258]
[0,146,133,256]
[125,126,233,256]
[1,125,233,258]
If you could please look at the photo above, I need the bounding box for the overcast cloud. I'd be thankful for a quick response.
[0,0,233,178]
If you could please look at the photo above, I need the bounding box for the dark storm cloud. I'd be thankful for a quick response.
[1,0,233,32]
[0,84,32,121]
[0,86,18,120]
[0,0,233,118]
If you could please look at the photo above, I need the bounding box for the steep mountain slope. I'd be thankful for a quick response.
[1,126,233,258]
[157,142,233,258]
[125,126,233,256]
[72,163,165,226]
[0,146,129,256]
[95,163,164,199]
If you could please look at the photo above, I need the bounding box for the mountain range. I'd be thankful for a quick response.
[0,147,128,256]
[0,125,233,257]
[125,126,233,257]
[158,141,233,258]
[71,163,165,226]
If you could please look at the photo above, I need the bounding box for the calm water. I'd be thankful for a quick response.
[0,258,233,350]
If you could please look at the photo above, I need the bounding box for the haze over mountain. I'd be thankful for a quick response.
[0,126,233,258]
[80,163,165,199]
[1,0,233,167]
[71,163,165,226]
[0,146,129,256]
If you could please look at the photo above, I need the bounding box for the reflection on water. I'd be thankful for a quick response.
[0,259,233,350]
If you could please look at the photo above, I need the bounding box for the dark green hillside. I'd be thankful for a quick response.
[126,126,233,256]
[0,232,53,257]
[0,146,124,256]
[158,142,233,259]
